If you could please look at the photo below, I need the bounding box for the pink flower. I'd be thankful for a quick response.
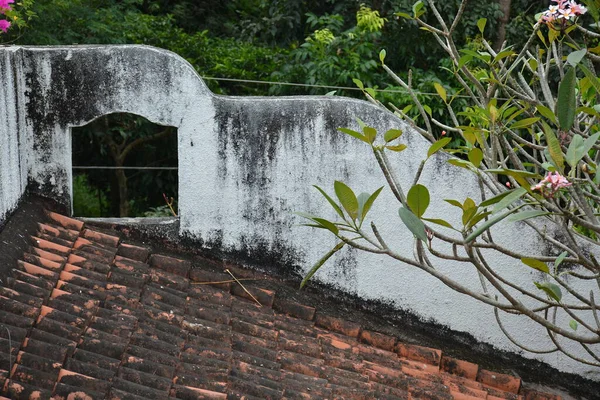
[0,19,10,33]
[0,0,13,14]
[532,172,572,197]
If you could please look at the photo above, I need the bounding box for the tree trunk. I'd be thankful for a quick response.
[115,162,129,217]
[493,0,512,52]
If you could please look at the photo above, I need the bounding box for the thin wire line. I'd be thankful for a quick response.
[200,75,502,100]
[73,166,177,170]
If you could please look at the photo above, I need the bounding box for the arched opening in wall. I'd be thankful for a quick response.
[71,113,178,218]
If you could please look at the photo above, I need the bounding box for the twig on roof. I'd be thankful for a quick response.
[191,278,258,285]
[225,269,262,306]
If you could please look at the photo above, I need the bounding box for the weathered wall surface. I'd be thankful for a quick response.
[0,45,598,379]
[0,47,26,226]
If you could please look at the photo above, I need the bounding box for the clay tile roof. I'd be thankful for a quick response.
[0,210,564,400]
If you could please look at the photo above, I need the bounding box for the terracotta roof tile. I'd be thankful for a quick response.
[0,210,565,400]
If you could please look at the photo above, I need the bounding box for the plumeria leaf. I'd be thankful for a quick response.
[444,199,464,209]
[433,82,447,103]
[521,258,550,274]
[407,184,430,218]
[554,251,569,269]
[557,67,577,131]
[300,242,345,289]
[535,282,562,302]
[379,49,387,64]
[334,181,359,221]
[567,49,587,67]
[358,187,384,222]
[493,187,527,214]
[398,206,428,242]
[580,63,600,95]
[509,117,540,130]
[427,137,452,158]
[566,134,585,168]
[535,104,557,125]
[313,185,344,219]
[384,128,403,143]
[477,18,487,34]
[480,190,513,208]
[352,78,364,90]
[468,148,484,168]
[466,211,492,230]
[448,158,475,170]
[422,218,454,229]
[363,126,377,144]
[465,209,515,242]
[312,217,339,235]
[541,122,565,172]
[569,319,578,331]
[338,127,368,143]
[386,144,407,152]
[507,210,550,222]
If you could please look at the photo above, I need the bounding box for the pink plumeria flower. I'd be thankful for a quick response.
[0,19,10,33]
[532,172,572,197]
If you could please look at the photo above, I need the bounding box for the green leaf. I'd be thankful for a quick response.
[359,187,384,221]
[379,49,387,64]
[462,198,478,226]
[521,258,550,274]
[480,190,513,208]
[493,187,527,214]
[541,122,565,172]
[384,128,403,143]
[566,134,585,168]
[334,181,359,220]
[582,132,600,160]
[444,199,464,209]
[465,209,515,242]
[363,126,377,144]
[557,67,577,131]
[412,0,424,18]
[580,63,600,95]
[493,49,515,63]
[300,242,345,289]
[312,217,339,235]
[433,82,447,103]
[422,218,454,229]
[385,144,407,152]
[509,117,540,130]
[535,282,562,302]
[398,206,428,242]
[313,185,344,219]
[554,251,568,269]
[468,148,484,168]
[352,78,364,90]
[423,104,432,117]
[427,138,452,158]
[407,184,430,218]
[535,105,557,125]
[338,127,368,143]
[569,319,578,331]
[448,158,474,170]
[477,18,487,34]
[507,210,550,222]
[365,88,377,98]
[466,211,492,230]
[567,49,587,67]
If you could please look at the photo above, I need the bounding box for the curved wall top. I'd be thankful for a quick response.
[0,45,598,379]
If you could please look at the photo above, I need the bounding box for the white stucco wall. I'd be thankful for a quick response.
[0,45,598,379]
[0,47,26,225]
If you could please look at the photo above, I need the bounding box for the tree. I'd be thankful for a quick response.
[301,0,600,366]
